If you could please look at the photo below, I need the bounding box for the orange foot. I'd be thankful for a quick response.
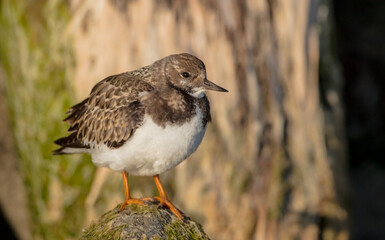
[119,198,150,212]
[154,196,183,219]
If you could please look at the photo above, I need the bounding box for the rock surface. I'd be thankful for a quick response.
[81,199,210,240]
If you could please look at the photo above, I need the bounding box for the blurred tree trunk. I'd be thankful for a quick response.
[66,0,349,239]
[0,0,349,239]
[0,72,32,240]
[0,0,348,240]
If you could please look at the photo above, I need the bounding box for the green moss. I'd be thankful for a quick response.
[165,220,210,240]
[127,202,159,214]
[0,0,94,239]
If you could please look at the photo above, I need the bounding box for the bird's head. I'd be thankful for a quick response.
[163,53,228,98]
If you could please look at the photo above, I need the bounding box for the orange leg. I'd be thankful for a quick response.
[153,175,183,219]
[122,171,130,200]
[120,171,147,211]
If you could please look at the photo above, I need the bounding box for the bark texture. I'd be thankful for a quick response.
[66,0,348,239]
[0,0,350,239]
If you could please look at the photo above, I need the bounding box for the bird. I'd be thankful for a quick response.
[53,53,228,219]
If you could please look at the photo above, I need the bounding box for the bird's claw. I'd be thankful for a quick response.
[119,198,149,212]
[154,196,184,219]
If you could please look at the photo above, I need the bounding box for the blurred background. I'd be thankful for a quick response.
[0,0,384,239]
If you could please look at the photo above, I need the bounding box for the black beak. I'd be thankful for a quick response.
[203,79,228,92]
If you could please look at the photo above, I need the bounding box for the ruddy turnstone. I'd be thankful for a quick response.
[54,53,228,219]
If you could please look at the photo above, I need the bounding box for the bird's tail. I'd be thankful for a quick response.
[53,132,89,155]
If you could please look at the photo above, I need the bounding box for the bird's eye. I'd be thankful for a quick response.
[181,72,190,78]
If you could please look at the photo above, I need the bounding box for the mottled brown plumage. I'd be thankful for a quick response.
[55,75,153,150]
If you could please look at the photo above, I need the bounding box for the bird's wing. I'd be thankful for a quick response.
[54,73,154,153]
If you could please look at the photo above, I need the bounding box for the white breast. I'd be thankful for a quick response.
[90,106,206,176]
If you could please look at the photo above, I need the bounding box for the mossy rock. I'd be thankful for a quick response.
[81,199,210,240]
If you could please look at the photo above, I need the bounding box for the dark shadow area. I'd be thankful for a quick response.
[0,207,18,240]
[333,0,385,239]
